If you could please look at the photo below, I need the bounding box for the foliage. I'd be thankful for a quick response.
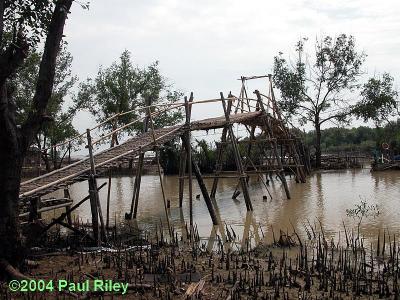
[75,50,183,138]
[1,0,55,47]
[346,199,380,226]
[159,139,181,175]
[194,139,217,173]
[273,34,366,167]
[8,43,78,168]
[304,122,400,154]
[353,73,398,126]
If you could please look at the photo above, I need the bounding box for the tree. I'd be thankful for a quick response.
[0,0,74,269]
[75,50,183,140]
[273,35,366,167]
[9,44,78,171]
[353,72,398,127]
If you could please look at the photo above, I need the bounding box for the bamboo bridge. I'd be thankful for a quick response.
[19,75,310,245]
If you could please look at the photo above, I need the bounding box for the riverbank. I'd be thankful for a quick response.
[1,222,399,299]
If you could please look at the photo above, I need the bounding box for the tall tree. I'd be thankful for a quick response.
[75,50,183,139]
[353,72,398,127]
[10,44,79,171]
[0,0,74,269]
[273,35,366,167]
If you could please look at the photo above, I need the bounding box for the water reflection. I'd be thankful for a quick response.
[47,169,400,248]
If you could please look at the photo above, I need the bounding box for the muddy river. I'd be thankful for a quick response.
[46,168,400,248]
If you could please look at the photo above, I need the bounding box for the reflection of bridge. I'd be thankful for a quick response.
[20,75,309,245]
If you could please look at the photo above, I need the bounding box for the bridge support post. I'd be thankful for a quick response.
[86,129,107,245]
[184,94,194,236]
[178,144,187,208]
[126,98,151,220]
[211,95,233,199]
[146,98,173,240]
[63,188,72,225]
[210,127,228,199]
[28,197,41,222]
[254,90,291,199]
[131,151,145,219]
[181,135,219,225]
[221,93,253,211]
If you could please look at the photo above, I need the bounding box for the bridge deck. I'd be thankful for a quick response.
[19,111,265,200]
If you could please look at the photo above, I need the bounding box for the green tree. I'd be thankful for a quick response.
[195,139,216,173]
[10,44,78,171]
[0,0,74,269]
[353,72,398,127]
[273,35,366,167]
[75,50,183,139]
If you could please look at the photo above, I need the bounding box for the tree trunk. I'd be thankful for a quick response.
[315,121,322,168]
[0,0,73,268]
[0,88,24,264]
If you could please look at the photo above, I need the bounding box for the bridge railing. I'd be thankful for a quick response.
[36,96,252,168]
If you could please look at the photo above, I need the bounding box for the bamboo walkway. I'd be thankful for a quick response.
[19,111,263,200]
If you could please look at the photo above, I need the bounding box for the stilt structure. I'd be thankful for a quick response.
[19,75,308,243]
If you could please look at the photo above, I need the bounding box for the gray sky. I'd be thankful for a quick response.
[65,0,400,133]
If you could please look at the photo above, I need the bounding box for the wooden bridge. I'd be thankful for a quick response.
[20,76,309,244]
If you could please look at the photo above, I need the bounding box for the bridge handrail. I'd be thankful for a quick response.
[38,96,242,156]
[91,97,238,146]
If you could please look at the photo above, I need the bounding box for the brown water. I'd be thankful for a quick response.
[46,169,400,248]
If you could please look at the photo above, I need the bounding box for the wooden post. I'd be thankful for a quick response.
[106,118,118,227]
[184,94,194,233]
[68,141,71,165]
[63,188,72,225]
[268,75,306,183]
[221,92,253,211]
[254,90,291,199]
[88,175,100,245]
[86,128,107,245]
[210,128,228,199]
[132,152,145,219]
[178,143,187,207]
[146,103,173,239]
[210,98,233,199]
[231,125,256,199]
[128,99,151,219]
[181,135,219,225]
[28,197,40,222]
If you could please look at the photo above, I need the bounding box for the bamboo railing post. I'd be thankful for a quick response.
[106,117,118,227]
[184,93,194,234]
[254,90,291,199]
[181,135,219,225]
[210,98,233,199]
[210,129,228,199]
[221,92,253,211]
[178,142,187,207]
[86,128,107,245]
[63,188,72,225]
[146,103,173,239]
[68,141,71,165]
[126,100,151,220]
[131,107,151,218]
[28,197,40,222]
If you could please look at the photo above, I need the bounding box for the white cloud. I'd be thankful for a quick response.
[64,0,400,131]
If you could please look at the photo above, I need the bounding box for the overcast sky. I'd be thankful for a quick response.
[64,0,400,133]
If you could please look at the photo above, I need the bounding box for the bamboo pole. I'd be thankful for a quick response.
[181,135,219,225]
[86,129,107,245]
[178,143,187,208]
[146,104,173,240]
[131,99,151,219]
[184,94,194,235]
[221,92,253,211]
[254,90,291,199]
